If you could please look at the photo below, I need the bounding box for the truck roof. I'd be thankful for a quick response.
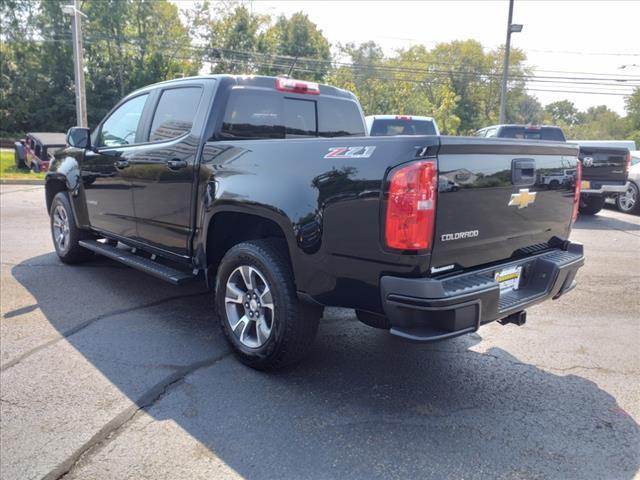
[128,75,358,101]
[481,124,564,130]
[26,132,67,146]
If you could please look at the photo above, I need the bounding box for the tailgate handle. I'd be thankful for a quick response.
[511,158,536,186]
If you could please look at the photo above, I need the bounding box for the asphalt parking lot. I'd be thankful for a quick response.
[1,184,638,480]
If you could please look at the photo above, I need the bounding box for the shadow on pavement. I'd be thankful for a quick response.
[574,211,640,231]
[10,252,640,479]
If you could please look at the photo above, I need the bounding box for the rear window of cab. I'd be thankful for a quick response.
[220,89,365,140]
[498,126,566,142]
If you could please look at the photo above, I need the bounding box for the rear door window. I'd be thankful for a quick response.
[149,87,203,142]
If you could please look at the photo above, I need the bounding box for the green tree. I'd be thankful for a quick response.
[544,100,580,126]
[264,12,331,81]
[83,0,200,125]
[36,0,76,130]
[207,5,271,74]
[567,105,629,140]
[0,0,47,134]
[625,88,640,146]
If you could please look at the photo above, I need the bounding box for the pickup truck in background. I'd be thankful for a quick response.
[46,75,585,370]
[571,142,632,215]
[474,124,567,142]
[366,114,440,136]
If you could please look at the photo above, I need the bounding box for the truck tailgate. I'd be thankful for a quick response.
[578,146,629,183]
[430,137,579,271]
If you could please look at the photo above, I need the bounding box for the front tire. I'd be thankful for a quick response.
[50,192,93,264]
[215,239,320,371]
[578,195,605,215]
[616,182,639,214]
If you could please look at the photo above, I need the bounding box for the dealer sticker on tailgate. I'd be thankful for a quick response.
[495,265,522,294]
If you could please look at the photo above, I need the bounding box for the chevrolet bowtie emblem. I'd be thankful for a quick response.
[508,188,537,209]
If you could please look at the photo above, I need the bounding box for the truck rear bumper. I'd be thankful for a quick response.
[380,242,585,342]
[581,181,628,195]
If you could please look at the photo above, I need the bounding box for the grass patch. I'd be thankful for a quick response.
[0,149,45,180]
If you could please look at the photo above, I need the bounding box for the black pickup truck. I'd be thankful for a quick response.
[46,75,585,370]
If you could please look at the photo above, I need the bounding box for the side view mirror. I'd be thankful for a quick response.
[67,127,91,149]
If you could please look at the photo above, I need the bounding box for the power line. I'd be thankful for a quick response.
[32,30,640,85]
[16,32,640,97]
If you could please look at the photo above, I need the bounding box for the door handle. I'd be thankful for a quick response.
[167,159,188,170]
[511,158,536,186]
[114,160,130,169]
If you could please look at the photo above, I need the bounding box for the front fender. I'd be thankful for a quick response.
[47,150,82,190]
[46,148,91,228]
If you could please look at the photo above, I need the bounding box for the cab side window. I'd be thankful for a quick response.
[149,87,203,142]
[99,94,149,147]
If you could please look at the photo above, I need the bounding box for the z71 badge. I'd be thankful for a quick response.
[324,146,376,159]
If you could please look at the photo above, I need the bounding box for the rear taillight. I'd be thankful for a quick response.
[385,161,437,250]
[625,151,631,174]
[275,77,320,95]
[572,160,582,224]
[395,115,412,121]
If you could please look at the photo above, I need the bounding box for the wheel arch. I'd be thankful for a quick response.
[204,208,298,289]
[45,175,69,213]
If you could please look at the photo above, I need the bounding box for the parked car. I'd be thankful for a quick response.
[46,75,584,370]
[14,132,67,172]
[474,124,566,142]
[616,150,640,214]
[366,115,440,136]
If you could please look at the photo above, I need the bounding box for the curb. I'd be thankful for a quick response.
[0,179,44,185]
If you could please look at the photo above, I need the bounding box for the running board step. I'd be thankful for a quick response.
[79,240,196,285]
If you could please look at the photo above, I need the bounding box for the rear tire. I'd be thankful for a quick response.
[50,192,94,264]
[616,182,639,214]
[215,239,320,371]
[578,195,605,215]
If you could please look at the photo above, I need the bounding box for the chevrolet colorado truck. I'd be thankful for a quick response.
[46,75,585,370]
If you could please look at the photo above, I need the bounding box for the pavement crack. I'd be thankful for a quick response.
[0,291,209,373]
[42,351,230,480]
[0,186,43,195]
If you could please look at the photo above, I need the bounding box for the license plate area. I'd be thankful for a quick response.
[494,265,522,295]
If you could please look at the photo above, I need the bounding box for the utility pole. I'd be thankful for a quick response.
[499,0,523,124]
[63,0,88,127]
